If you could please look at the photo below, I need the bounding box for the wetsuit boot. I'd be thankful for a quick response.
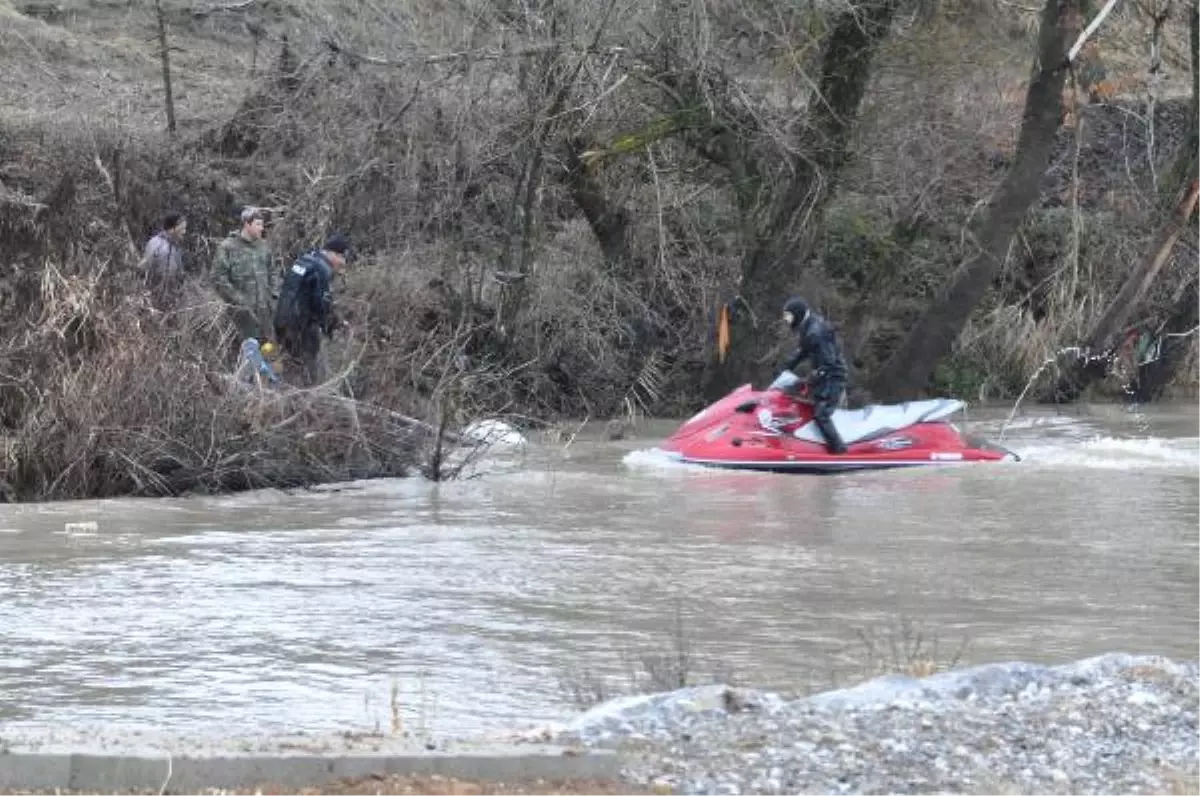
[812,379,849,454]
[815,415,848,454]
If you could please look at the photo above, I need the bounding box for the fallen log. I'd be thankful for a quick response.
[213,372,468,446]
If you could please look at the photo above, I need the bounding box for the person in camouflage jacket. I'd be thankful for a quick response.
[212,206,278,343]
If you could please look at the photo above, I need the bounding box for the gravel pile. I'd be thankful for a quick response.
[546,653,1199,795]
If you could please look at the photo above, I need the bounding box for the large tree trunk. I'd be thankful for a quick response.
[866,0,1083,402]
[701,0,898,400]
[562,136,631,273]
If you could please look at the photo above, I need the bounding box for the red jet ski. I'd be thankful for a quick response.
[660,372,1018,473]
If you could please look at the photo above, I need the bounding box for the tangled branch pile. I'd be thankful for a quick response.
[0,245,430,500]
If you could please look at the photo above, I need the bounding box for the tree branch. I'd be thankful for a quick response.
[1066,0,1122,63]
[322,38,627,68]
[190,0,257,17]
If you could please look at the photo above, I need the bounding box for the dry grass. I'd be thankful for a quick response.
[0,265,432,500]
[818,617,972,689]
[556,599,741,711]
[556,611,972,713]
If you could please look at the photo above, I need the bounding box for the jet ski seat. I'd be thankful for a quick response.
[792,399,966,446]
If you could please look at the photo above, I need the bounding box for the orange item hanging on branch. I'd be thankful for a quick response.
[717,304,731,363]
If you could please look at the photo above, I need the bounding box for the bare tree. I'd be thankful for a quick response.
[630,0,901,398]
[703,0,900,398]
[492,0,623,337]
[867,0,1086,401]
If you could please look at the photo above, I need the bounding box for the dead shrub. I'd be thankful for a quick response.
[1,265,426,501]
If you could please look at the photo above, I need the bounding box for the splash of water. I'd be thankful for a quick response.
[622,447,700,474]
[1120,324,1200,436]
[998,321,1200,441]
[999,346,1113,441]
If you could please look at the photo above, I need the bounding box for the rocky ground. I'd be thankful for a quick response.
[534,653,1200,795]
[3,654,1195,795]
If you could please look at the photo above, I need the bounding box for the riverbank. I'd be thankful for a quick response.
[1,653,1194,794]
[540,652,1199,795]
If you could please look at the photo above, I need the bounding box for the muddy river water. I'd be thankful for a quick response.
[0,404,1195,740]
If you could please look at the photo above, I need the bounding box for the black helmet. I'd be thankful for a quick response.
[782,297,810,329]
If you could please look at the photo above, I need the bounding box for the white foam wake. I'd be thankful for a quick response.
[1013,435,1199,471]
[621,447,698,474]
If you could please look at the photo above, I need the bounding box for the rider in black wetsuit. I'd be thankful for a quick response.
[781,297,848,454]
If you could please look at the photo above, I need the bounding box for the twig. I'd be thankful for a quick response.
[190,0,256,17]
[326,395,454,440]
[323,39,627,68]
[1066,0,1122,64]
[1163,324,1200,339]
[1062,68,1085,325]
[215,372,458,443]
[159,755,172,796]
[0,190,48,212]
[555,73,628,125]
[1144,0,1172,194]
[562,414,590,450]
[647,143,667,275]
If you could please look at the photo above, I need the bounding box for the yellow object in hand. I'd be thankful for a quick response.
[261,341,278,357]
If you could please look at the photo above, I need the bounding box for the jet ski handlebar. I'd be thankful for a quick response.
[767,370,808,393]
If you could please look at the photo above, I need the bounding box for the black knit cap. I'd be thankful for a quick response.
[324,233,352,258]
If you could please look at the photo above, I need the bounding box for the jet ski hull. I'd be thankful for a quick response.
[660,382,1018,473]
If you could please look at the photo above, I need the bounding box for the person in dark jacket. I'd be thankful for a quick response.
[780,296,848,454]
[273,234,352,386]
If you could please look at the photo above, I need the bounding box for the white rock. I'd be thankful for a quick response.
[1126,691,1159,706]
[461,419,527,447]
